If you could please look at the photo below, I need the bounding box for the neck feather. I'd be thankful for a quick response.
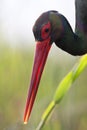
[55,14,87,56]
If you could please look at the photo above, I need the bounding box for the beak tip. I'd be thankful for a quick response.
[23,104,32,124]
[24,121,28,125]
[23,113,29,124]
[24,115,28,124]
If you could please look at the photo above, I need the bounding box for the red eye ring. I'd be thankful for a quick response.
[41,22,51,40]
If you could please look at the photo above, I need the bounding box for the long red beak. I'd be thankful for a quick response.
[24,37,52,124]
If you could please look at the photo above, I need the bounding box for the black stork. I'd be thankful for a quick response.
[24,0,87,123]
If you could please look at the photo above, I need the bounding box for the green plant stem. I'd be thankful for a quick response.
[54,54,87,104]
[36,101,55,130]
[36,54,87,130]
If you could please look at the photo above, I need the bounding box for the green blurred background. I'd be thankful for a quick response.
[0,0,87,130]
[0,41,87,130]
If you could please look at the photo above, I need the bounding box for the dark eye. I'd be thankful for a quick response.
[41,22,51,40]
[45,28,50,33]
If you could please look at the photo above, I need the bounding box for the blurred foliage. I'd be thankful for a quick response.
[0,42,87,130]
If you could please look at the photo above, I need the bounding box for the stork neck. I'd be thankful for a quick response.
[55,14,87,56]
